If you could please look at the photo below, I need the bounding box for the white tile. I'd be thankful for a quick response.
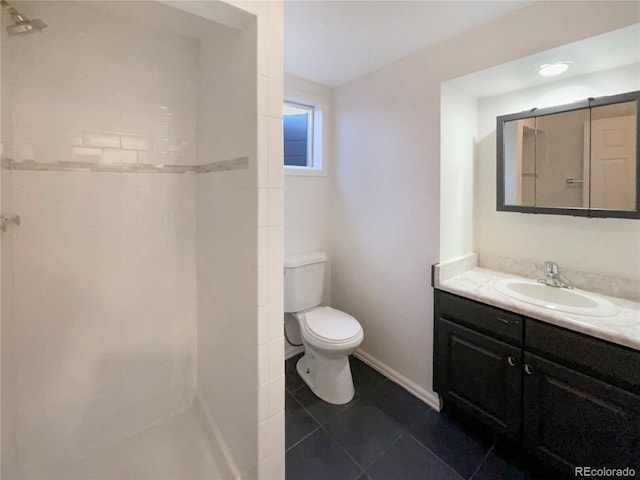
[259,343,269,385]
[268,337,284,380]
[137,185,151,201]
[258,188,268,227]
[258,266,268,306]
[258,305,268,346]
[72,147,102,159]
[266,77,284,118]
[150,151,169,166]
[266,411,285,459]
[259,382,269,423]
[258,420,270,462]
[268,375,284,418]
[267,263,284,304]
[121,135,150,151]
[83,133,121,148]
[267,117,284,188]
[267,189,284,226]
[258,227,268,268]
[255,2,269,77]
[102,149,137,165]
[267,226,283,266]
[15,143,36,161]
[121,108,154,130]
[258,413,283,463]
[138,151,150,164]
[122,185,139,203]
[267,300,284,343]
[258,117,269,188]
[259,452,285,480]
[258,75,268,117]
[267,2,284,81]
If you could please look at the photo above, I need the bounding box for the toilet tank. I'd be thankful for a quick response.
[284,252,327,313]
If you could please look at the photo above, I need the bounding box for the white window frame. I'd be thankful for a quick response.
[283,95,326,176]
[283,100,315,169]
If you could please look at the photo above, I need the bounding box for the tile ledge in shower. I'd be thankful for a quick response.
[0,156,249,174]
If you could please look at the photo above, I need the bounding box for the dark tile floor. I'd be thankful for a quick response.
[285,353,548,480]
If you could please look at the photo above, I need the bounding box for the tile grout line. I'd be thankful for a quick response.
[318,424,370,476]
[403,429,467,480]
[469,442,496,480]
[285,424,322,453]
[298,391,363,427]
[285,389,323,453]
[358,430,407,478]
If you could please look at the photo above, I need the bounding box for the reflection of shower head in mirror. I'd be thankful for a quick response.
[1,0,47,36]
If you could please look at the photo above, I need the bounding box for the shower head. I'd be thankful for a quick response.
[1,0,47,36]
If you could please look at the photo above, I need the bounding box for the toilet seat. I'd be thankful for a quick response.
[300,307,363,346]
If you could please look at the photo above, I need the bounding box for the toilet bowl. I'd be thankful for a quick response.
[284,252,364,405]
[295,306,363,404]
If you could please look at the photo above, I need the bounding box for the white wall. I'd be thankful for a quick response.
[332,1,639,399]
[475,63,640,281]
[2,2,199,474]
[333,58,439,396]
[284,76,333,264]
[440,84,477,262]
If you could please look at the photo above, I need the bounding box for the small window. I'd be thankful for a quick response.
[283,102,314,168]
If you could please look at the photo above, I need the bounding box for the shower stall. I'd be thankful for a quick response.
[0,1,285,478]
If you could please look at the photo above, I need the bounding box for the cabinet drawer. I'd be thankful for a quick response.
[525,319,640,394]
[436,291,523,345]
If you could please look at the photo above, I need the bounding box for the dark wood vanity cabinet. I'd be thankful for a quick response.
[522,352,640,474]
[434,318,522,441]
[434,290,640,478]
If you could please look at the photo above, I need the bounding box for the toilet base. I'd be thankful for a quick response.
[296,348,355,405]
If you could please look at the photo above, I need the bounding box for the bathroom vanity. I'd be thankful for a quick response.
[433,268,640,479]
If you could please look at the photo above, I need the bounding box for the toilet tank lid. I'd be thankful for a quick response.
[284,251,327,268]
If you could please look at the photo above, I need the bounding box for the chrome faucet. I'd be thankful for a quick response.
[539,261,571,288]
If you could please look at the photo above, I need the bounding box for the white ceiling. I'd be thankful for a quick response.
[447,23,640,98]
[284,0,533,87]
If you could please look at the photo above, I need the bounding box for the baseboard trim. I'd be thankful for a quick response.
[354,349,442,412]
[195,390,242,480]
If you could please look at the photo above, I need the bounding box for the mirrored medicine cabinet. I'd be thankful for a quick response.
[497,90,640,219]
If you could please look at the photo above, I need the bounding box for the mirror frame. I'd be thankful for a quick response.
[496,90,640,219]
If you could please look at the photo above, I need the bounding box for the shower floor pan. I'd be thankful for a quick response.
[56,406,232,480]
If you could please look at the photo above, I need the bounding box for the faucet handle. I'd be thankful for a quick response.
[543,261,559,275]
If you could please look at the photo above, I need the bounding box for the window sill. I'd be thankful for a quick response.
[284,166,327,177]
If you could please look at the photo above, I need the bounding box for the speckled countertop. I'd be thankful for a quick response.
[437,267,640,352]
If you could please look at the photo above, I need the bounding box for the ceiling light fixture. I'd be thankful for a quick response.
[536,61,573,77]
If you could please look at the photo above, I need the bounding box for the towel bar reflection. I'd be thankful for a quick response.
[1,214,21,232]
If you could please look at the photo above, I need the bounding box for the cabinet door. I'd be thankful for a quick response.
[435,318,522,440]
[523,352,640,477]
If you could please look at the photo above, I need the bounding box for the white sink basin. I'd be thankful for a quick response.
[495,278,619,317]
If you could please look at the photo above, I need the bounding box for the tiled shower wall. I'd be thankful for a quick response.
[2,2,198,474]
[3,1,197,169]
[254,1,286,478]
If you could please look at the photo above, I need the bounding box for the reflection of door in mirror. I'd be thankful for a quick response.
[535,108,590,209]
[589,102,637,211]
[503,118,535,206]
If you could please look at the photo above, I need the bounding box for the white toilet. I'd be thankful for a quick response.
[284,251,364,405]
